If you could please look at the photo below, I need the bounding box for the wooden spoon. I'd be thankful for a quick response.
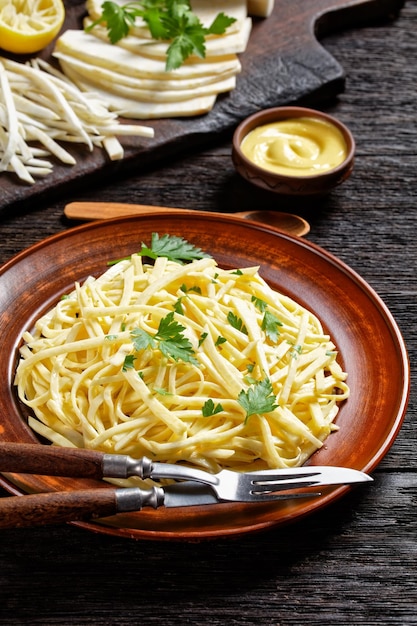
[64,202,310,237]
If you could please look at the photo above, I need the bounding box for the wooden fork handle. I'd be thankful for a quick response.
[0,442,105,479]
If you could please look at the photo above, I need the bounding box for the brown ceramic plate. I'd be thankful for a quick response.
[0,213,409,540]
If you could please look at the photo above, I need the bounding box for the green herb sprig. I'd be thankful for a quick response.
[139,233,211,263]
[86,0,237,70]
[125,311,198,366]
[202,399,223,417]
[237,378,278,424]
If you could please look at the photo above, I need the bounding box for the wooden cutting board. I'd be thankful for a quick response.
[0,0,404,213]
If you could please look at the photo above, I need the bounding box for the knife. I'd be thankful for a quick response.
[0,482,221,529]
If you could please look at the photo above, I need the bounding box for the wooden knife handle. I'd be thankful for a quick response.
[0,442,105,479]
[0,489,118,528]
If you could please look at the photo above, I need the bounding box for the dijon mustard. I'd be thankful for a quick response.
[240,116,348,177]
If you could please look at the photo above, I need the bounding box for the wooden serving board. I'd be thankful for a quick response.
[0,0,404,213]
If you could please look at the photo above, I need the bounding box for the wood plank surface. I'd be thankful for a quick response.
[0,1,416,624]
[0,0,404,212]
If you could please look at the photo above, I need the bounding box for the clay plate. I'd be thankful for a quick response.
[0,213,409,540]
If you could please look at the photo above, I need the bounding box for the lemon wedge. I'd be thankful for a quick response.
[0,0,65,54]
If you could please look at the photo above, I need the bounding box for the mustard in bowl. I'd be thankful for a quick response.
[232,106,355,195]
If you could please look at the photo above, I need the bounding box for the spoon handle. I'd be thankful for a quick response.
[64,202,186,221]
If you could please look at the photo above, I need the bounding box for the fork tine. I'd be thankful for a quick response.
[251,480,320,493]
[248,470,322,483]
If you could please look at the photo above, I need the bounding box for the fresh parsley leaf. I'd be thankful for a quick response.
[215,336,227,346]
[207,12,236,36]
[86,0,236,70]
[154,311,185,341]
[139,233,211,263]
[198,331,208,346]
[227,311,247,335]
[289,343,302,359]
[180,284,201,294]
[154,387,172,396]
[86,0,139,43]
[130,327,156,351]
[202,399,224,417]
[159,338,196,363]
[129,312,198,364]
[251,295,268,313]
[237,378,278,423]
[261,310,283,343]
[122,354,137,371]
[173,297,184,315]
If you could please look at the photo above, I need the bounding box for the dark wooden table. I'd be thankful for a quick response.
[1,2,416,624]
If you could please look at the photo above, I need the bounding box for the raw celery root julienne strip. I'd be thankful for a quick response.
[0,56,154,184]
[15,254,349,475]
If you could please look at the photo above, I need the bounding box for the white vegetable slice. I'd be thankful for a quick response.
[0,61,19,172]
[12,93,60,121]
[3,58,94,151]
[56,53,236,103]
[60,65,218,118]
[102,136,124,160]
[0,54,155,184]
[247,0,275,17]
[83,17,252,59]
[25,125,77,165]
[54,51,238,92]
[55,30,241,80]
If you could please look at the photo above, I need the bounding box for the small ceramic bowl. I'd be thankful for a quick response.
[232,106,355,195]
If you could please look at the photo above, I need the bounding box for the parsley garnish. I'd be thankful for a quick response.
[173,297,184,315]
[289,344,302,359]
[227,311,247,335]
[261,310,283,343]
[122,354,136,371]
[251,295,268,313]
[139,233,211,263]
[154,387,172,395]
[237,378,278,423]
[202,399,224,417]
[86,0,236,70]
[180,284,201,294]
[130,311,198,364]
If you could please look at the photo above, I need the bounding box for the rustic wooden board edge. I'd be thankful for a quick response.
[0,0,405,215]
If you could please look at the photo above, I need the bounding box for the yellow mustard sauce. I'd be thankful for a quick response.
[240,116,348,177]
